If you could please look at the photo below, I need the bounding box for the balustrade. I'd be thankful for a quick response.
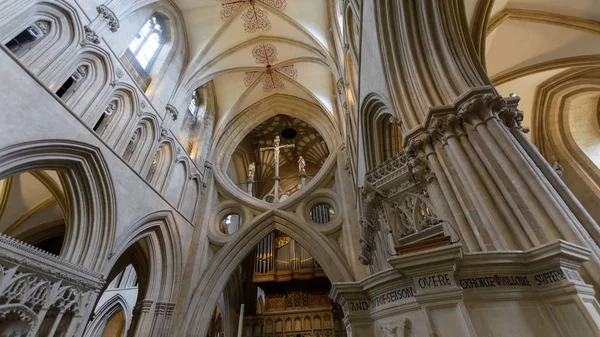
[0,233,104,337]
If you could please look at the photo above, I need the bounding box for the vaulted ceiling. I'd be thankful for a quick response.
[465,0,600,137]
[174,0,339,130]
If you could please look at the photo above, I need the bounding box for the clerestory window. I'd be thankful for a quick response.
[127,15,164,71]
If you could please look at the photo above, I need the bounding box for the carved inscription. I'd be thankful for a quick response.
[349,301,369,311]
[417,274,452,290]
[459,275,532,289]
[534,269,566,286]
[371,286,414,309]
[562,268,583,282]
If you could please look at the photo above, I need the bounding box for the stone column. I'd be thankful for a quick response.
[388,244,477,337]
[131,300,155,337]
[330,284,375,337]
[46,307,67,337]
[371,0,600,290]
[402,90,600,292]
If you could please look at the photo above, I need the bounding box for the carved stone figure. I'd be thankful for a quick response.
[248,162,256,180]
[298,155,306,173]
[550,155,564,179]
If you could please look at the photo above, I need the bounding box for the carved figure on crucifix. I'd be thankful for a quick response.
[259,135,294,202]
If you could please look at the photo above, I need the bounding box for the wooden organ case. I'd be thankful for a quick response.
[243,232,347,337]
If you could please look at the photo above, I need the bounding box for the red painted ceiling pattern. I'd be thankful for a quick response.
[217,0,287,33]
[244,44,298,92]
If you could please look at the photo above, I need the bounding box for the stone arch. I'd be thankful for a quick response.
[118,2,187,103]
[210,94,341,208]
[122,114,160,172]
[90,85,139,148]
[107,210,182,303]
[1,170,68,255]
[50,46,115,116]
[531,68,600,241]
[180,176,201,221]
[0,140,116,272]
[83,294,131,337]
[163,157,189,206]
[0,1,80,76]
[361,93,402,170]
[146,139,175,190]
[179,210,354,337]
[345,4,360,59]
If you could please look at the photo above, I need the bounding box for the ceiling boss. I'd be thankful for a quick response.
[217,0,287,33]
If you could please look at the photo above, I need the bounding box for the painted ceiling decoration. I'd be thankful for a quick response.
[217,0,287,33]
[244,44,298,92]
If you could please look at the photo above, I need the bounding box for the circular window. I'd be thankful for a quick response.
[310,203,335,224]
[281,128,297,139]
[220,214,241,234]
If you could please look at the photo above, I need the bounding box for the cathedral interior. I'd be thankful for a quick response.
[1,0,600,336]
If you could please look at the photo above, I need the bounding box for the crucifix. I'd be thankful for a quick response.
[260,135,294,202]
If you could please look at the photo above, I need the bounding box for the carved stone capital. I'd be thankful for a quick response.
[456,93,505,126]
[97,5,119,32]
[166,104,179,121]
[160,128,169,138]
[82,26,100,45]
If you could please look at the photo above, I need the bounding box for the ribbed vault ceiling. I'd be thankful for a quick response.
[465,0,600,137]
[174,0,338,131]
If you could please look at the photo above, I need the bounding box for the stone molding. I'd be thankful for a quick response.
[0,229,104,289]
[166,104,179,121]
[97,5,119,32]
[332,240,595,317]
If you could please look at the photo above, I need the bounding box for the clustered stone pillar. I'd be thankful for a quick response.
[405,89,600,290]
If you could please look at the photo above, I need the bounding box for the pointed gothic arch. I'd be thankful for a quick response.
[180,210,354,337]
[531,68,600,242]
[123,114,160,172]
[361,93,403,170]
[146,139,175,190]
[108,210,183,304]
[49,46,115,116]
[0,140,116,272]
[0,1,81,76]
[88,85,139,148]
[83,294,131,337]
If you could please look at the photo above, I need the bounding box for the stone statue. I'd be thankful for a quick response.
[298,155,306,173]
[550,155,564,179]
[248,162,255,180]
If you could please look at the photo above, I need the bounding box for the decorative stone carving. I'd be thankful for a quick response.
[393,191,441,239]
[140,101,147,109]
[166,104,179,121]
[35,20,51,34]
[97,5,119,32]
[82,26,100,45]
[160,128,169,138]
[358,217,374,265]
[116,69,124,79]
[71,65,89,81]
[550,156,564,179]
[105,100,117,115]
